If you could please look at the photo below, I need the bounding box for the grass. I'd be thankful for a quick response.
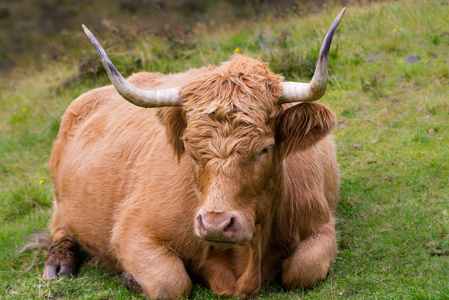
[1,0,449,298]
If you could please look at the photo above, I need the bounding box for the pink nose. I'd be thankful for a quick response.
[196,209,237,242]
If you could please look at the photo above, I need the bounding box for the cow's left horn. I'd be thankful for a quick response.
[82,25,181,107]
[279,8,346,103]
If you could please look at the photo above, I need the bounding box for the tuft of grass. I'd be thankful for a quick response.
[1,0,449,298]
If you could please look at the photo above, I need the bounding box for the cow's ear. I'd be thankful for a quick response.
[157,107,187,160]
[276,102,336,157]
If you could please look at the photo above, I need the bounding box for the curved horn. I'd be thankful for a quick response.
[279,8,346,103]
[82,25,181,107]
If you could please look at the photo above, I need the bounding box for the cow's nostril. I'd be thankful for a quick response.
[224,217,235,233]
[196,214,206,234]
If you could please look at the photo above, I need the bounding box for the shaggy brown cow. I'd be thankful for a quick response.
[44,9,345,299]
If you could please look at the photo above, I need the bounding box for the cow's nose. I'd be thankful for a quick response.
[196,209,237,241]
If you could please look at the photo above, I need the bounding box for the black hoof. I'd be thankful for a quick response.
[43,237,80,279]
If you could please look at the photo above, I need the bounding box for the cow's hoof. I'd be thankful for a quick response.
[121,272,143,294]
[43,263,77,279]
[43,237,81,279]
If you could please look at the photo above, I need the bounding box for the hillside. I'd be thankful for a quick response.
[1,0,448,298]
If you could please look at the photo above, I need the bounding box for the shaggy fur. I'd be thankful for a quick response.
[45,54,339,299]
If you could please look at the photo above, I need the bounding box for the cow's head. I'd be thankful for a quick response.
[83,8,345,247]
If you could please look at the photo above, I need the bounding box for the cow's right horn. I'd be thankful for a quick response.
[82,25,181,108]
[279,8,346,104]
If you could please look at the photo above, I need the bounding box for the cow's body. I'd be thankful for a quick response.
[48,63,339,298]
[45,10,344,299]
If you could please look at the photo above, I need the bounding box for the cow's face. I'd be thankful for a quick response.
[183,114,279,246]
[157,56,336,246]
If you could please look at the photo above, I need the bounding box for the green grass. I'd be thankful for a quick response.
[1,0,449,298]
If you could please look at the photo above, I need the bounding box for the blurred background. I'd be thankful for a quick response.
[0,0,380,73]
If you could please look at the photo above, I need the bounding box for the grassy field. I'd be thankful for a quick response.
[1,0,449,298]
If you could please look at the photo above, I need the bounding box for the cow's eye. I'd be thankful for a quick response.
[254,147,270,160]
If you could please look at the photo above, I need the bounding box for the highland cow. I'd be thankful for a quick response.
[44,9,345,299]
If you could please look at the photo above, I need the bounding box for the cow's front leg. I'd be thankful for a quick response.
[114,235,192,299]
[282,216,337,289]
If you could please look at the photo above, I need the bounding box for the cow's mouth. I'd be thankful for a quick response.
[203,239,241,248]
